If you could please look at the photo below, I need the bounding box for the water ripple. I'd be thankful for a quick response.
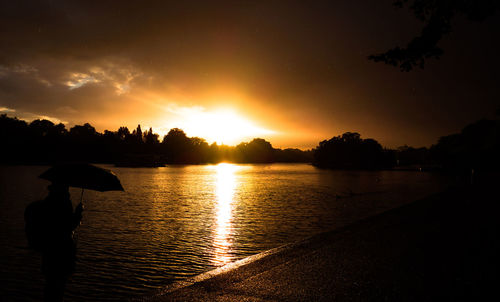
[0,164,447,301]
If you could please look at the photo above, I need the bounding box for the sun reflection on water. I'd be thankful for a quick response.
[212,163,239,266]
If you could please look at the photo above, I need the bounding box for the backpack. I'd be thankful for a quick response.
[24,200,46,252]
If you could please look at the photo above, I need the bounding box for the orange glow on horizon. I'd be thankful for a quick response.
[74,89,322,149]
[162,107,276,145]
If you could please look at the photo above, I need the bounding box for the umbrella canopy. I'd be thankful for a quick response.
[39,163,124,192]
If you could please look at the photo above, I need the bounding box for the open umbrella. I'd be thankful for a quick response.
[39,163,124,192]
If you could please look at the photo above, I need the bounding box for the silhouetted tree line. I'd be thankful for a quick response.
[3,114,498,173]
[313,115,500,176]
[313,132,395,169]
[429,118,500,179]
[0,115,312,165]
[393,117,500,176]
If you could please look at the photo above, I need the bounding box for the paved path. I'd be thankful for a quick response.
[137,186,499,301]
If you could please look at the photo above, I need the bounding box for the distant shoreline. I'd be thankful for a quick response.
[0,161,443,172]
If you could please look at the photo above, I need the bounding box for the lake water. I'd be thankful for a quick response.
[0,164,447,301]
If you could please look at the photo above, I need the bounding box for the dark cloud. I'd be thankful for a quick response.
[1,0,499,147]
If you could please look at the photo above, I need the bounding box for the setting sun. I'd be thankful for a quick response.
[168,108,276,145]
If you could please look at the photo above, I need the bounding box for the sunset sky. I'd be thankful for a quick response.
[1,0,499,148]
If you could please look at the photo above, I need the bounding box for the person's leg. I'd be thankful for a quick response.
[44,276,67,302]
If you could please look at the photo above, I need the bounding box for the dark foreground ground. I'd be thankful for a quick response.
[138,184,499,301]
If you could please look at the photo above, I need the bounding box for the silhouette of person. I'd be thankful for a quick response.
[32,183,83,301]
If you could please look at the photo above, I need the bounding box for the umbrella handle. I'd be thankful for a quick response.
[80,188,84,204]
